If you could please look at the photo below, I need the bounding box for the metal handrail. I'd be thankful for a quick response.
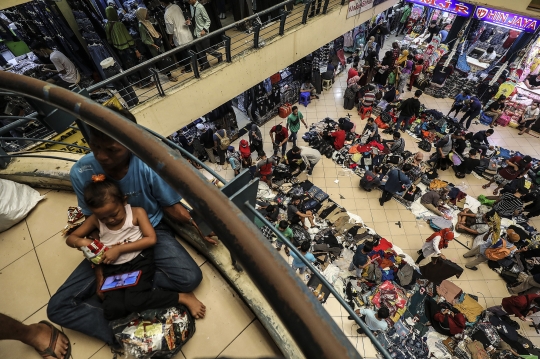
[0,137,90,152]
[87,0,295,93]
[0,71,364,359]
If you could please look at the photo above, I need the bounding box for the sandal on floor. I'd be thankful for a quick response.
[36,320,71,359]
[482,184,489,189]
[493,189,499,195]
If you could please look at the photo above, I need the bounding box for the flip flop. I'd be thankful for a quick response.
[493,189,499,195]
[482,184,489,189]
[36,320,71,359]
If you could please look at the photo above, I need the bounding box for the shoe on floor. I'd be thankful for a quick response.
[466,266,478,271]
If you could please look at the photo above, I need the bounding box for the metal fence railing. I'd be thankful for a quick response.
[86,0,346,108]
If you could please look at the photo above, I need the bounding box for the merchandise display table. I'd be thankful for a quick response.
[466,57,489,73]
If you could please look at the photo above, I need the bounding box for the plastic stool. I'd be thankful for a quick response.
[358,106,372,120]
[299,92,311,107]
[322,79,333,91]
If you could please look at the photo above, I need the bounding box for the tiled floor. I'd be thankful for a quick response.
[0,188,280,359]
[2,34,540,358]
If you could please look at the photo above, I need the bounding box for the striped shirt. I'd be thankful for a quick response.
[493,193,523,218]
[362,92,376,107]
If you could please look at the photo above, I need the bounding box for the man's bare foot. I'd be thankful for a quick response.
[27,321,70,359]
[179,292,206,319]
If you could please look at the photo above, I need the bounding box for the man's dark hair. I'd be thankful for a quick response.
[378,306,390,319]
[30,40,49,51]
[259,151,266,157]
[215,124,222,130]
[417,58,424,65]
[468,148,478,156]
[402,163,413,172]
[367,117,374,123]
[373,166,381,173]
[292,105,298,111]
[292,146,300,152]
[523,155,532,164]
[486,129,494,135]
[393,131,401,139]
[487,46,494,53]
[338,123,345,130]
[88,104,138,140]
[498,95,506,101]
[407,54,413,60]
[278,220,288,229]
[300,241,310,252]
[415,89,423,97]
[464,89,471,95]
[362,243,374,253]
[275,124,282,132]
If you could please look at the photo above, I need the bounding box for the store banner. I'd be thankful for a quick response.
[31,127,89,154]
[347,0,374,18]
[406,0,474,17]
[474,7,539,33]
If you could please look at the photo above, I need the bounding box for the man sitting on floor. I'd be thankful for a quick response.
[351,306,389,335]
[287,196,318,230]
[456,208,489,235]
[463,229,521,271]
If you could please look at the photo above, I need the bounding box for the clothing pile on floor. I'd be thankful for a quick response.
[252,162,540,358]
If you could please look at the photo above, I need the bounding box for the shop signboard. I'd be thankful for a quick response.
[473,7,539,33]
[347,0,374,18]
[406,0,474,17]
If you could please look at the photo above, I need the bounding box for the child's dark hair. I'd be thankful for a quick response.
[278,220,289,230]
[83,174,125,209]
[378,306,390,319]
[300,241,310,252]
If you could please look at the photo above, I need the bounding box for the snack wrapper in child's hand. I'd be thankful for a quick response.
[81,239,108,264]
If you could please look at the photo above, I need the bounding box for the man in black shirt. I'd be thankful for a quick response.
[484,95,506,128]
[197,124,216,163]
[459,97,482,129]
[395,90,422,132]
[453,148,480,178]
[425,20,440,43]
[525,74,540,90]
[471,129,494,157]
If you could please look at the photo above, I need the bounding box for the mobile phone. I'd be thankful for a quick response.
[100,270,142,292]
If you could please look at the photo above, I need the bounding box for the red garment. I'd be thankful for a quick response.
[270,126,288,143]
[331,130,346,150]
[434,312,466,335]
[348,67,359,82]
[374,238,393,251]
[239,139,251,158]
[498,156,532,180]
[502,294,540,318]
[503,30,520,49]
[367,140,384,151]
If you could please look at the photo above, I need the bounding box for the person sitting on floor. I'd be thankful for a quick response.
[288,195,318,230]
[383,131,405,155]
[330,123,346,150]
[420,189,452,219]
[284,146,304,176]
[453,148,480,178]
[482,155,532,195]
[501,293,540,321]
[353,306,389,335]
[425,296,466,336]
[484,95,506,128]
[257,203,279,223]
[416,228,454,264]
[360,118,378,144]
[518,102,540,135]
[508,273,540,296]
[456,208,489,235]
[471,129,494,157]
[492,192,524,219]
[226,146,242,176]
[360,166,382,192]
[463,228,521,271]
[291,241,316,276]
[402,152,424,184]
[300,80,319,100]
[427,134,453,169]
[275,220,293,256]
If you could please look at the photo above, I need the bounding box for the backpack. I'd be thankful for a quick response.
[484,239,516,261]
[215,131,230,150]
[418,139,432,152]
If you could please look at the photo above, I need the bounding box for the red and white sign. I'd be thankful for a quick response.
[347,0,374,18]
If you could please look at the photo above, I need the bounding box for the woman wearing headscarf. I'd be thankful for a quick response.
[373,51,393,86]
[248,124,264,159]
[396,49,409,67]
[360,50,378,86]
[136,7,178,82]
[397,55,413,94]
[105,6,150,86]
[344,75,361,110]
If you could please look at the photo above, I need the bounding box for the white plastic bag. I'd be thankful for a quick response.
[0,179,44,232]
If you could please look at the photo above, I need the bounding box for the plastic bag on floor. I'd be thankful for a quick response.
[0,179,44,232]
[112,306,195,359]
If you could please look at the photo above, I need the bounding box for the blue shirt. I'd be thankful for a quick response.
[291,251,316,268]
[70,154,182,227]
[468,97,482,112]
[454,93,470,103]
[353,244,369,268]
[439,30,448,42]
